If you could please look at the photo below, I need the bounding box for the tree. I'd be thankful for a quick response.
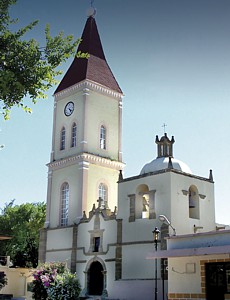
[0,0,88,119]
[0,200,46,267]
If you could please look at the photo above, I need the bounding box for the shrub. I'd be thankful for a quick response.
[46,271,81,300]
[31,262,80,300]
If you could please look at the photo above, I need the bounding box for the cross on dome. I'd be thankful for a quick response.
[162,123,167,134]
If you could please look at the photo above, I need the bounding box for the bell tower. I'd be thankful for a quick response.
[45,8,124,228]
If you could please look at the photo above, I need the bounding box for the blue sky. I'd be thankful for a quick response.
[1,0,230,224]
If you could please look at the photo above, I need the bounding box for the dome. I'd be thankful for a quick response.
[140,157,192,175]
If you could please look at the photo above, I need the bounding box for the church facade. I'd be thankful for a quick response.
[39,9,216,300]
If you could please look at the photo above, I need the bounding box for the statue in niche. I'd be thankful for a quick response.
[142,196,149,212]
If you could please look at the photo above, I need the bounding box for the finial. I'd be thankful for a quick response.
[118,170,123,182]
[168,157,173,169]
[87,0,96,17]
[209,169,213,181]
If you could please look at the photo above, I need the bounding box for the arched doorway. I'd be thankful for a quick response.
[88,261,104,295]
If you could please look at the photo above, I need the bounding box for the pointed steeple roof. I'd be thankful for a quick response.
[55,16,122,94]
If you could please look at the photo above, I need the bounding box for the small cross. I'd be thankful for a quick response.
[97,197,103,208]
[162,123,167,134]
[90,0,94,7]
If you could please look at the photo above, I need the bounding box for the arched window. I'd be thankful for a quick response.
[98,183,108,208]
[189,185,199,219]
[60,182,69,226]
[60,127,66,150]
[100,125,106,150]
[71,122,77,148]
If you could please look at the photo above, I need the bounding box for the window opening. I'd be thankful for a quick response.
[60,183,69,226]
[100,126,106,149]
[71,123,77,147]
[93,237,100,252]
[189,186,199,219]
[60,127,66,150]
[99,183,108,208]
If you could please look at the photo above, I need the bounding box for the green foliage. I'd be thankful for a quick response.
[0,271,7,291]
[0,0,88,119]
[0,200,46,267]
[32,262,81,300]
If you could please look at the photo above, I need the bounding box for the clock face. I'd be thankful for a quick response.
[64,101,74,116]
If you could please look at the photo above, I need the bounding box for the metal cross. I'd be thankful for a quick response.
[90,0,94,7]
[162,123,167,134]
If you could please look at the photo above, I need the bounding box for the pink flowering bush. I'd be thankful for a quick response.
[32,262,80,300]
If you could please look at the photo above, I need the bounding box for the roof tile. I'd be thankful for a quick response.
[55,16,122,94]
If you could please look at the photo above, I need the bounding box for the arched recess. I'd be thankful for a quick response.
[189,185,199,219]
[84,258,108,297]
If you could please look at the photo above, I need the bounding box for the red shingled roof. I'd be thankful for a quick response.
[55,16,122,94]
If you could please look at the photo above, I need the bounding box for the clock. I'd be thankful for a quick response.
[64,101,74,116]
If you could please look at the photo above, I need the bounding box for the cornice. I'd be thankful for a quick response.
[120,168,213,184]
[54,80,124,101]
[47,152,125,171]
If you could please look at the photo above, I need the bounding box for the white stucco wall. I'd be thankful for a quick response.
[76,214,118,291]
[168,254,229,294]
[53,90,84,161]
[170,172,215,235]
[48,165,83,227]
[46,227,73,250]
[53,88,121,162]
[86,164,119,215]
[122,244,155,279]
[118,170,215,237]
[0,266,33,299]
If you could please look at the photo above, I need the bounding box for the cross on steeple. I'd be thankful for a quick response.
[162,123,167,134]
[97,197,103,208]
[90,0,94,7]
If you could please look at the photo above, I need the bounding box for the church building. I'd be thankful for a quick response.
[39,7,217,300]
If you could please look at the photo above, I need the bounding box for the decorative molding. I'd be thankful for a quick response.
[199,194,206,199]
[78,161,89,170]
[76,260,87,264]
[82,88,90,96]
[182,190,189,196]
[54,80,123,101]
[47,152,125,171]
[122,168,213,184]
[46,247,73,253]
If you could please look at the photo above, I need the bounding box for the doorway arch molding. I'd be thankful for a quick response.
[83,256,108,298]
